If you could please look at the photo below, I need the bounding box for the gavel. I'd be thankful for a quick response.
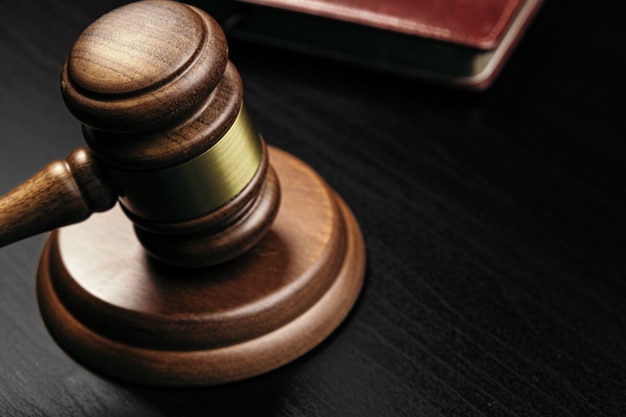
[0,0,278,268]
[0,1,365,386]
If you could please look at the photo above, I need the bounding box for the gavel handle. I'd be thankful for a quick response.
[0,147,117,247]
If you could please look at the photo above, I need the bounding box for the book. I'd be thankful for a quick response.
[203,0,544,90]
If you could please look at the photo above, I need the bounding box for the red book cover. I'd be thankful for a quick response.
[205,0,544,89]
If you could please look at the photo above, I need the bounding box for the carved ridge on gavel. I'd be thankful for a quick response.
[0,0,365,386]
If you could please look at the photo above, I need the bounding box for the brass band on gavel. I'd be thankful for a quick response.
[112,104,262,221]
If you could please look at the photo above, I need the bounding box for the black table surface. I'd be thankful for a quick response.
[1,1,625,416]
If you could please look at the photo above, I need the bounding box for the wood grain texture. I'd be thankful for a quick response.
[62,0,228,134]
[82,61,243,170]
[1,0,626,416]
[0,148,117,247]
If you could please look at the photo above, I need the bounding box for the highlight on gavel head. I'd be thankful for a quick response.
[60,0,280,267]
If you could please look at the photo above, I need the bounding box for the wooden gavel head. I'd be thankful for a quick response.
[1,0,280,268]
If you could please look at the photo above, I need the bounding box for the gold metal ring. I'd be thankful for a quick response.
[112,103,262,221]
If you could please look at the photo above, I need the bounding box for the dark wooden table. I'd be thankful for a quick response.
[1,1,625,416]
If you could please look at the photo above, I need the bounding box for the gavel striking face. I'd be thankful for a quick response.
[0,1,365,386]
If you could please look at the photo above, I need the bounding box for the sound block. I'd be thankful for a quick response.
[36,147,365,386]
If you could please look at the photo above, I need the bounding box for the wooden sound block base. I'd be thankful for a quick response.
[36,147,366,386]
